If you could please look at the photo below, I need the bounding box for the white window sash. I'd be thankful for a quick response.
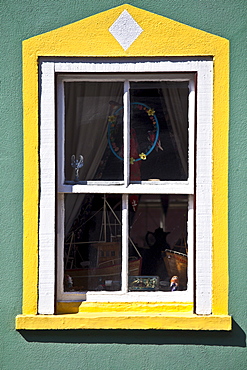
[39,62,56,314]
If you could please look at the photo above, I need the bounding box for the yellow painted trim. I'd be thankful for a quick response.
[57,301,193,314]
[22,4,229,325]
[56,301,82,314]
[16,314,231,331]
[212,50,229,315]
[22,43,39,314]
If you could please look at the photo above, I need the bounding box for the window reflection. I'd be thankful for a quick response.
[129,194,188,291]
[64,80,189,183]
[130,82,189,181]
[64,194,188,292]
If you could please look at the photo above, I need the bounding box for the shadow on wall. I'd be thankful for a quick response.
[19,319,245,347]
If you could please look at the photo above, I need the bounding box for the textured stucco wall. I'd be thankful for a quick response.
[0,1,246,369]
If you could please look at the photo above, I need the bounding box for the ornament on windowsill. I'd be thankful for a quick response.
[71,154,84,182]
[170,275,179,291]
[64,274,73,291]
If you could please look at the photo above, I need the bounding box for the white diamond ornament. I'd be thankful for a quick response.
[109,10,143,51]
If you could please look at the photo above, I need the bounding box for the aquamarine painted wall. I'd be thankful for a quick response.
[0,0,246,369]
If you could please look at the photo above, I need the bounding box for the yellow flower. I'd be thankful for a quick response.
[139,153,147,160]
[108,115,116,122]
[147,108,155,116]
[130,157,135,164]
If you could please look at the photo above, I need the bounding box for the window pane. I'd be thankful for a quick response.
[129,81,189,181]
[64,194,122,291]
[64,81,123,182]
[129,194,188,291]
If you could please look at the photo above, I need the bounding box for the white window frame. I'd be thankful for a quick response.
[39,58,213,315]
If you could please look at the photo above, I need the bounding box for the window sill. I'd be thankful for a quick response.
[16,312,231,331]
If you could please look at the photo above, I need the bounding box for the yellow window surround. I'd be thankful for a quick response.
[16,4,230,330]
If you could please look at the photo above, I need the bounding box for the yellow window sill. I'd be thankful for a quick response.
[57,301,194,315]
[16,313,231,331]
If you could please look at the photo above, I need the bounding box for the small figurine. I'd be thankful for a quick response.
[64,274,73,290]
[71,154,84,182]
[96,278,105,291]
[170,275,179,291]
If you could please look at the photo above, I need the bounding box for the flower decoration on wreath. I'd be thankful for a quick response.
[107,102,159,163]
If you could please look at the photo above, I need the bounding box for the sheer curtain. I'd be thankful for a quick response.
[64,81,122,235]
[161,81,188,176]
[63,81,189,235]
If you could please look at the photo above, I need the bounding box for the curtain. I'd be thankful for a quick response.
[64,81,122,234]
[64,80,189,235]
[161,81,188,175]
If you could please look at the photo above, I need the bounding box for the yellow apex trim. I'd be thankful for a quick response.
[23,4,228,57]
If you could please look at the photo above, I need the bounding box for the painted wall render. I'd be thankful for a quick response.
[1,0,246,369]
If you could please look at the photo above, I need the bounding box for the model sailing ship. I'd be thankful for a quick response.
[65,194,142,291]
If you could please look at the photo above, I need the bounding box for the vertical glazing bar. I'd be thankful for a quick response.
[188,77,195,192]
[187,77,195,301]
[57,76,65,185]
[121,81,130,292]
[187,194,194,298]
[123,80,130,187]
[56,193,65,300]
[122,194,129,293]
[57,77,66,301]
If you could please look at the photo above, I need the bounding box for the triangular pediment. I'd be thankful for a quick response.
[24,4,227,57]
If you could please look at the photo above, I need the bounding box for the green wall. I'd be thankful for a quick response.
[1,1,246,369]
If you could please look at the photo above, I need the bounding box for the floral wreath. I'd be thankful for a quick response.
[107,102,159,163]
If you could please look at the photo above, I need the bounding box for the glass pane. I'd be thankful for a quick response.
[129,81,189,181]
[64,194,122,292]
[64,81,123,182]
[128,194,188,291]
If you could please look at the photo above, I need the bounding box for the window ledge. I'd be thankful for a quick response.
[16,313,231,331]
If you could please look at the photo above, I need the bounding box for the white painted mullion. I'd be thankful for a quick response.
[188,77,195,188]
[39,62,56,314]
[187,194,194,300]
[186,77,195,303]
[56,193,65,300]
[121,194,129,293]
[195,61,213,314]
[57,76,65,185]
[122,81,130,293]
[123,80,130,187]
